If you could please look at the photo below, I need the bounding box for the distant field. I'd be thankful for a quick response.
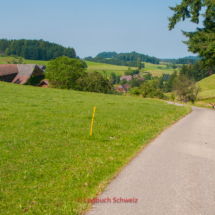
[0,56,49,66]
[85,61,136,77]
[0,81,190,214]
[85,61,175,77]
[142,62,176,76]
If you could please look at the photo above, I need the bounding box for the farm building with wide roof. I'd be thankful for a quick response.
[0,64,45,84]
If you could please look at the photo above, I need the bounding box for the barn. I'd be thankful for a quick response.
[0,64,45,85]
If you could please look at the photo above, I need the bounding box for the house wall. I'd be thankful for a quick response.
[0,73,17,83]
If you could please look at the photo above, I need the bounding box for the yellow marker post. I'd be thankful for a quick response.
[90,107,96,136]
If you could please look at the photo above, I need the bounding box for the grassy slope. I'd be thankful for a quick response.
[0,82,190,214]
[142,62,176,77]
[197,74,215,99]
[0,56,49,66]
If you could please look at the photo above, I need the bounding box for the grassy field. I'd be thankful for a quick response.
[142,62,176,76]
[86,61,176,77]
[0,82,190,214]
[197,74,215,99]
[0,56,49,66]
[85,61,135,77]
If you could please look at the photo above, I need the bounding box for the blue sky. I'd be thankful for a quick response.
[1,0,203,59]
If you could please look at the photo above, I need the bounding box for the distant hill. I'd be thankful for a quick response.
[85,51,160,66]
[160,55,199,64]
[97,52,118,58]
[0,39,76,61]
[183,56,200,60]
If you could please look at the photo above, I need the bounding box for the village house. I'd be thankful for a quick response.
[114,84,130,93]
[138,77,145,81]
[133,74,140,78]
[0,64,45,84]
[120,75,132,82]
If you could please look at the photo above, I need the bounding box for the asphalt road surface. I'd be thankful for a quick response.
[87,105,215,215]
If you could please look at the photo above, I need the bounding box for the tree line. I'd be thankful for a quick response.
[84,51,160,66]
[163,58,198,65]
[0,39,76,61]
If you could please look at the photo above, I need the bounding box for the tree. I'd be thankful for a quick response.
[165,70,177,92]
[120,79,128,85]
[76,71,112,93]
[124,67,133,75]
[143,73,152,81]
[109,72,116,84]
[130,78,144,88]
[168,0,215,67]
[137,58,141,70]
[45,56,87,89]
[170,92,176,104]
[5,48,11,56]
[171,64,177,69]
[173,75,200,103]
[116,75,121,84]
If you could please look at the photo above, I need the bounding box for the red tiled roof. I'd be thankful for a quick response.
[123,84,130,89]
[0,65,18,76]
[0,64,45,85]
[120,75,132,81]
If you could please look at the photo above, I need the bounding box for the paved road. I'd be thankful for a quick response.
[87,105,215,215]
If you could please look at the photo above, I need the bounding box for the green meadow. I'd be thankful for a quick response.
[0,56,49,66]
[142,62,176,77]
[189,74,215,108]
[86,61,175,77]
[0,82,190,214]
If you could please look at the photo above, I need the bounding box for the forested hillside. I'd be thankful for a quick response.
[0,39,76,60]
[97,52,118,58]
[85,51,160,66]
[161,56,199,64]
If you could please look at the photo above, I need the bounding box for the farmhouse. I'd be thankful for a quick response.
[138,77,145,81]
[114,84,130,93]
[133,74,140,78]
[0,64,45,84]
[120,75,132,82]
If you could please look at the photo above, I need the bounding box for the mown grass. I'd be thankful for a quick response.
[0,82,190,214]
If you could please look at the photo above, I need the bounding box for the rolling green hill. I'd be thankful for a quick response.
[0,81,190,214]
[198,74,215,99]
